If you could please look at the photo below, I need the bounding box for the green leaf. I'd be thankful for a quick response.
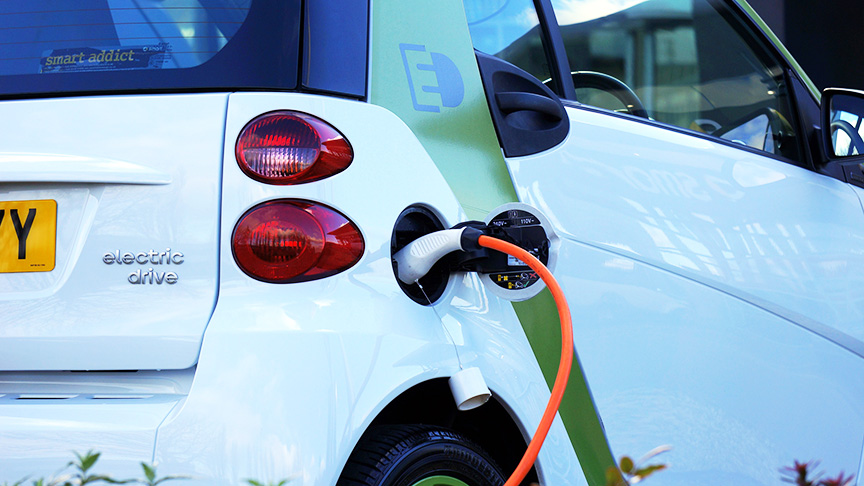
[3,476,30,486]
[141,463,156,483]
[153,475,191,485]
[619,456,634,474]
[77,451,101,474]
[80,475,130,485]
[246,481,264,486]
[605,466,625,486]
[634,464,667,479]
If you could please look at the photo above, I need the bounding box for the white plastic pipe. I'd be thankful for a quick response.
[449,367,491,411]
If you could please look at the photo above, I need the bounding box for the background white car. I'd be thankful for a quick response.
[1,0,863,485]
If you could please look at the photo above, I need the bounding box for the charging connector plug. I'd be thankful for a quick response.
[391,204,555,300]
[392,227,485,284]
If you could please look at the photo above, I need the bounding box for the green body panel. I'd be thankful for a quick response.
[368,2,616,485]
[733,0,820,101]
[367,0,515,220]
[512,291,617,486]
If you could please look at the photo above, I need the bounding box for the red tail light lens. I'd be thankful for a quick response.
[236,111,353,184]
[232,200,364,283]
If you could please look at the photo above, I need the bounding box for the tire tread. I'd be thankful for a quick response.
[338,425,504,486]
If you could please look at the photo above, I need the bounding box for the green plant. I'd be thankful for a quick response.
[136,463,188,486]
[0,479,28,486]
[245,480,292,486]
[1,451,189,486]
[782,460,855,486]
[61,450,132,485]
[605,446,670,486]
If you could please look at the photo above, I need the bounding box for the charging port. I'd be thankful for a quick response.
[392,203,558,303]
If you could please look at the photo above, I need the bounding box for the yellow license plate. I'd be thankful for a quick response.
[0,200,56,273]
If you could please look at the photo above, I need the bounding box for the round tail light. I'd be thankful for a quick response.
[232,200,364,283]
[236,111,353,184]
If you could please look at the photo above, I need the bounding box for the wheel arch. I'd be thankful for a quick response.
[353,377,537,484]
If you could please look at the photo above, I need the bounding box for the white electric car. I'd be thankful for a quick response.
[2,0,864,485]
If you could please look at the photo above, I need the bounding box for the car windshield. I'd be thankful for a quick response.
[0,0,300,97]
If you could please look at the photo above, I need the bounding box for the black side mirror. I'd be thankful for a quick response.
[821,88,864,159]
[820,88,864,187]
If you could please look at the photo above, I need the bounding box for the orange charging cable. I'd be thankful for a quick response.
[477,235,574,486]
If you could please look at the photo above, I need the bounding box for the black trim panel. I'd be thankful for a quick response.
[534,0,576,100]
[478,51,569,157]
[301,0,368,99]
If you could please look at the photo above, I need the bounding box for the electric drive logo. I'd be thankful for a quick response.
[400,43,464,113]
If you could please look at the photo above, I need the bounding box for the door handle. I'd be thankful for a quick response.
[495,92,563,121]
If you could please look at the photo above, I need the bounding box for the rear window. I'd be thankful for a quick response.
[0,0,300,97]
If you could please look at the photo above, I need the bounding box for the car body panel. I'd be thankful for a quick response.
[554,230,864,485]
[510,105,864,343]
[0,368,191,479]
[506,104,864,482]
[0,94,223,371]
[0,392,185,480]
[0,92,583,485]
[149,92,583,486]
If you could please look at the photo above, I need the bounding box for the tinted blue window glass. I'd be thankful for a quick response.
[464,0,552,85]
[0,0,300,96]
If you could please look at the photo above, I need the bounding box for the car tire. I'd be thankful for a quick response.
[337,425,506,486]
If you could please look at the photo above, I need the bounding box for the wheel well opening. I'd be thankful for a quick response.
[369,378,538,485]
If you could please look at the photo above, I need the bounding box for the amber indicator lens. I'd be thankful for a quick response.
[232,200,364,283]
[236,111,353,184]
